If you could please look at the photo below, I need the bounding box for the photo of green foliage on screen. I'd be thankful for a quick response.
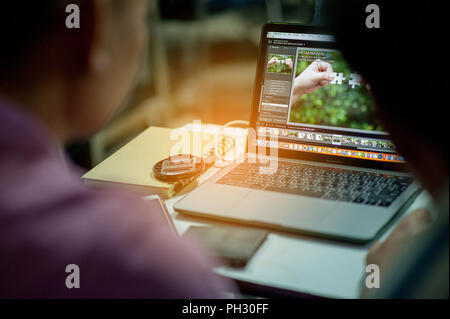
[267,54,294,74]
[290,50,383,132]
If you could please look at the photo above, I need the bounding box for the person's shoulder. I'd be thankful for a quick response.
[54,187,235,298]
[77,188,236,298]
[1,174,233,298]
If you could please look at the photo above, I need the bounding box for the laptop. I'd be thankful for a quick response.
[174,23,419,243]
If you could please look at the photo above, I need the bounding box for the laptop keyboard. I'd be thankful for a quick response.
[215,161,413,207]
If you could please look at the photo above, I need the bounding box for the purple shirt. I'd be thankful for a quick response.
[0,97,234,298]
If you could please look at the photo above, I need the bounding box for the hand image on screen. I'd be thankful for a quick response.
[292,59,335,105]
[268,56,280,67]
[283,58,294,70]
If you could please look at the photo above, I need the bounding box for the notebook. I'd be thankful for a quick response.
[83,127,216,198]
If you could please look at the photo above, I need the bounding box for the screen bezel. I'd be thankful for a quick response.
[249,23,408,172]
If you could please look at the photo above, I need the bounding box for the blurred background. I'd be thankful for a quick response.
[68,0,321,169]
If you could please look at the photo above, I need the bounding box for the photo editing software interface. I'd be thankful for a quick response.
[256,31,405,163]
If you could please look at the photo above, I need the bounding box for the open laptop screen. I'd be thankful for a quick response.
[253,28,404,164]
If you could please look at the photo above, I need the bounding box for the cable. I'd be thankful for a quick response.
[154,120,250,183]
[206,120,250,168]
[221,120,250,129]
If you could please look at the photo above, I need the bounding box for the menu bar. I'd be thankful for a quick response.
[267,32,335,42]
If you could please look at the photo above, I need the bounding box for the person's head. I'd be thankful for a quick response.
[0,0,150,141]
[329,0,449,195]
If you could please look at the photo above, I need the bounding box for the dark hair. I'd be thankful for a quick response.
[0,0,126,80]
[327,1,449,163]
[0,2,66,75]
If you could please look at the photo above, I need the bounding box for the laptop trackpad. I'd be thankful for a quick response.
[229,190,332,231]
[176,183,253,216]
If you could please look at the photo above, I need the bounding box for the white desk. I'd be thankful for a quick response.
[164,167,434,299]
